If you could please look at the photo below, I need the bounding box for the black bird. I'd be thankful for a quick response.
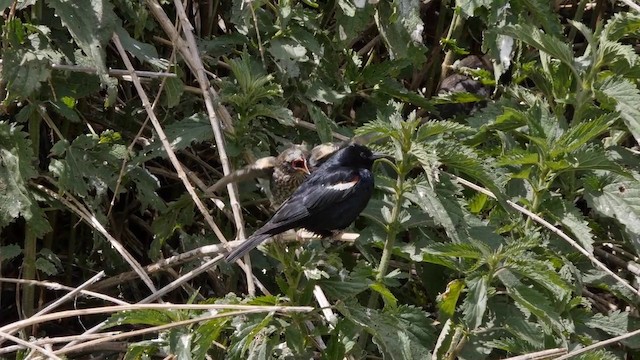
[225,143,385,263]
[206,142,342,209]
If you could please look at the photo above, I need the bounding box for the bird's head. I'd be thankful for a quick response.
[277,144,311,176]
[325,143,388,169]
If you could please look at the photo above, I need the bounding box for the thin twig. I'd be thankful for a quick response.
[112,32,230,261]
[32,183,157,293]
[449,173,640,298]
[555,328,640,359]
[171,0,256,295]
[0,330,61,360]
[0,277,128,306]
[293,117,351,142]
[0,303,314,335]
[620,0,640,13]
[502,347,567,360]
[53,308,304,356]
[32,271,106,318]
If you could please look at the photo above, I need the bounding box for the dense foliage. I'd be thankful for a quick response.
[2,0,640,358]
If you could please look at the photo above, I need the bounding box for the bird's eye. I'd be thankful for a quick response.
[360,151,367,158]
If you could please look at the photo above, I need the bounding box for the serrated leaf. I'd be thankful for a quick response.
[552,113,616,156]
[47,0,118,83]
[1,48,52,98]
[141,113,213,159]
[0,244,22,262]
[498,270,566,334]
[545,198,594,254]
[337,301,434,359]
[306,102,335,142]
[48,135,123,199]
[596,76,640,143]
[0,122,51,237]
[585,175,640,253]
[497,24,576,73]
[603,12,640,42]
[416,120,473,140]
[369,282,398,308]
[462,275,488,329]
[164,76,184,109]
[456,0,492,17]
[35,257,58,275]
[115,26,168,69]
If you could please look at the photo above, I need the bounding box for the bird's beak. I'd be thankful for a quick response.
[295,159,311,175]
[371,152,393,161]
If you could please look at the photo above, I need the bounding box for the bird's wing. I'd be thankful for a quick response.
[262,168,363,231]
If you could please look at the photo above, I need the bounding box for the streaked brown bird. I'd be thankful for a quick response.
[206,142,342,209]
[270,144,311,208]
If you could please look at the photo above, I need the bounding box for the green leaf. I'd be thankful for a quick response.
[437,279,464,319]
[596,76,640,143]
[48,135,123,199]
[544,198,594,254]
[456,0,493,18]
[115,26,168,69]
[497,24,576,73]
[498,270,566,335]
[602,12,640,42]
[0,122,51,237]
[306,102,335,142]
[0,244,22,262]
[163,76,185,109]
[462,275,489,329]
[369,282,398,308]
[104,309,178,328]
[35,257,58,276]
[584,175,640,253]
[1,48,52,99]
[337,301,434,359]
[141,113,213,159]
[47,0,118,83]
[552,113,616,156]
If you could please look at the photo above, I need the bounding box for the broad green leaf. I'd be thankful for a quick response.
[584,175,640,254]
[437,279,464,319]
[1,48,52,99]
[596,76,640,143]
[602,12,640,42]
[369,282,398,308]
[337,301,434,359]
[552,113,616,156]
[462,275,489,329]
[47,0,118,83]
[306,102,336,143]
[0,122,51,237]
[48,135,123,199]
[498,270,566,335]
[545,198,595,254]
[509,259,573,302]
[456,0,493,18]
[140,113,213,159]
[115,26,168,69]
[497,24,576,74]
[320,263,374,299]
[163,76,185,109]
[104,309,178,327]
[0,244,22,262]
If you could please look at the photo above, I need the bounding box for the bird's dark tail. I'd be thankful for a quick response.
[224,233,271,263]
